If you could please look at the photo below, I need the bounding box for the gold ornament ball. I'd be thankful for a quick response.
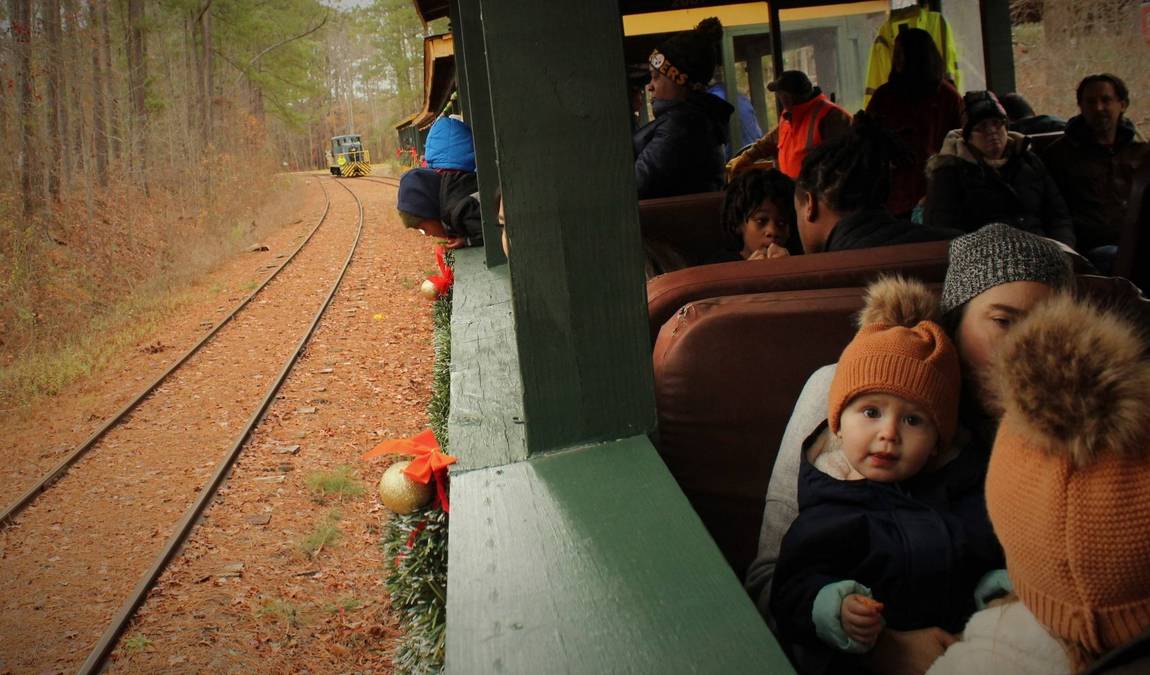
[378,461,433,514]
[419,279,439,300]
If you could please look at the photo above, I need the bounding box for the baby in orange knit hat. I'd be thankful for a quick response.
[771,277,1003,673]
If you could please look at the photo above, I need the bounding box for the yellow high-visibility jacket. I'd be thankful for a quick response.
[864,6,961,108]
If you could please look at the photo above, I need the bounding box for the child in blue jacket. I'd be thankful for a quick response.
[770,277,1003,673]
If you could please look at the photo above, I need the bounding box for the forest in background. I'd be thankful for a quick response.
[0,0,440,404]
[1010,0,1150,131]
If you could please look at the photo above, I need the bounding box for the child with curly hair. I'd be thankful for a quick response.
[719,168,798,260]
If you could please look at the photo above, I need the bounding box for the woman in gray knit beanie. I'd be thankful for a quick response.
[746,222,1074,673]
[941,223,1073,414]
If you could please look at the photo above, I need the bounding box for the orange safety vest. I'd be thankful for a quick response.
[776,94,839,178]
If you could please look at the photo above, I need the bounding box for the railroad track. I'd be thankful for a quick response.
[357,175,400,188]
[0,177,366,674]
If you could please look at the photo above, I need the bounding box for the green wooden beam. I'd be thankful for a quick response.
[448,0,470,120]
[979,0,1016,94]
[455,0,506,268]
[768,2,784,87]
[479,0,656,454]
[449,249,527,470]
[721,29,742,153]
[446,435,793,673]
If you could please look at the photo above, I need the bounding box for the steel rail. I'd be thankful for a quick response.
[358,175,400,188]
[78,177,366,674]
[0,179,334,529]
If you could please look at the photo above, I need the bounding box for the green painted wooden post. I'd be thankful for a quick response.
[979,0,1016,94]
[721,29,741,153]
[768,3,784,125]
[455,0,506,268]
[479,0,656,453]
[449,1,470,120]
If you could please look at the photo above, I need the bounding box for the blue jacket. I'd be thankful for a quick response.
[633,90,732,199]
[425,116,477,172]
[707,83,763,155]
[771,422,1002,653]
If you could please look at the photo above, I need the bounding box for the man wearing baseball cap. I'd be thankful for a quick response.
[726,70,851,179]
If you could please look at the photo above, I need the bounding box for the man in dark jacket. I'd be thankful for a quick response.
[633,18,732,199]
[1041,73,1149,271]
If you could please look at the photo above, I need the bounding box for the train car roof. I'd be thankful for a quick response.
[395,33,455,132]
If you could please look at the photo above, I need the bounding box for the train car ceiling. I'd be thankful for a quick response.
[412,0,888,25]
[621,1,885,35]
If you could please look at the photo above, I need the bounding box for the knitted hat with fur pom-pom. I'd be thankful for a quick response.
[829,276,961,445]
[987,294,1150,668]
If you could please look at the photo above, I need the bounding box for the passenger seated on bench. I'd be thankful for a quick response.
[713,168,798,261]
[923,91,1075,247]
[748,224,1074,673]
[633,18,733,199]
[1040,73,1150,273]
[794,113,959,254]
[396,167,483,249]
[770,276,1002,674]
[926,294,1150,675]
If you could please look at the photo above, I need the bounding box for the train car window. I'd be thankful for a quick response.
[775,3,888,115]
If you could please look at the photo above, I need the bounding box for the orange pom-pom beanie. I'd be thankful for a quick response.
[987,295,1150,660]
[828,320,961,445]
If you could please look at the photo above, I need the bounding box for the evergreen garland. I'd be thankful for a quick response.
[380,255,453,674]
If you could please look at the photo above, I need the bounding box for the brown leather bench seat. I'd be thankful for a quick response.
[638,191,725,271]
[653,286,872,578]
[647,240,952,343]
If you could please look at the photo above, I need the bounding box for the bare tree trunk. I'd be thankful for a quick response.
[191,1,214,148]
[202,4,213,145]
[63,0,80,184]
[45,0,62,201]
[127,0,148,185]
[101,0,120,165]
[13,0,39,219]
[90,0,109,186]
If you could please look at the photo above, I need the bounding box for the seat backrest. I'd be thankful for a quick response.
[638,191,725,266]
[1026,131,1064,153]
[647,240,951,343]
[652,286,869,578]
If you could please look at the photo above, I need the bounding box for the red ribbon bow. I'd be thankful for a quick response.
[426,245,454,297]
[363,429,457,512]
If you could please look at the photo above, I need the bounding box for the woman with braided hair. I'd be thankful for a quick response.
[794,111,959,254]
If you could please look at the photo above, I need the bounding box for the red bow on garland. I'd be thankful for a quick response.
[363,429,457,512]
[426,245,454,297]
